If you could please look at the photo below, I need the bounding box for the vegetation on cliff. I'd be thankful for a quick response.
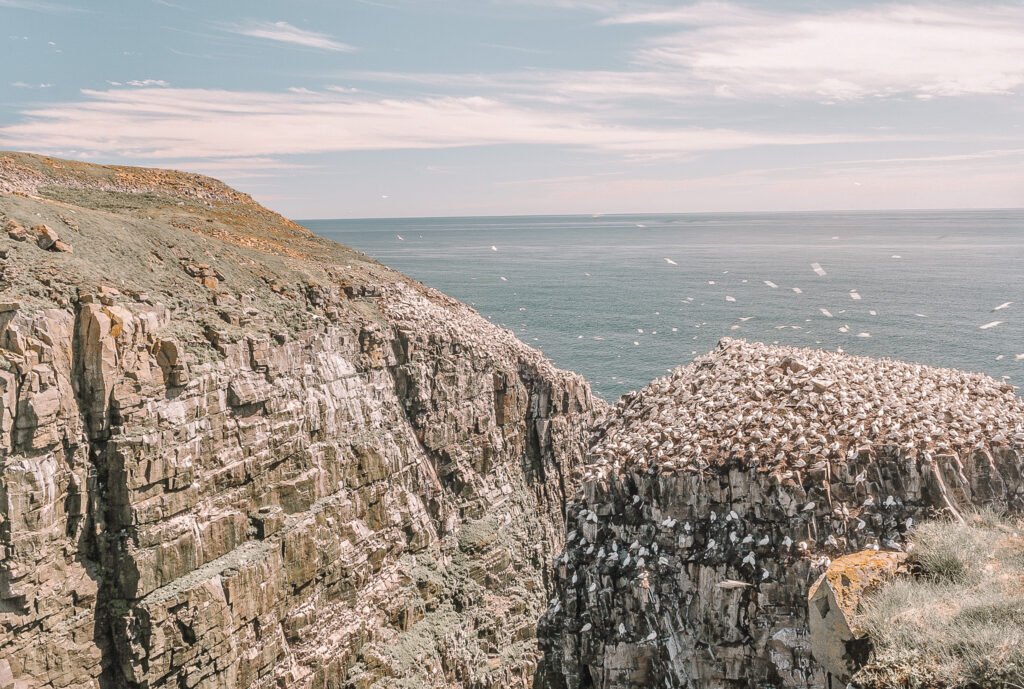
[856,511,1024,688]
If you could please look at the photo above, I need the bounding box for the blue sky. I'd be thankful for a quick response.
[2,0,1023,218]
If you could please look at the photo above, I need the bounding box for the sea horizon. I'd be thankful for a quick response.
[297,206,1024,223]
[307,208,1024,401]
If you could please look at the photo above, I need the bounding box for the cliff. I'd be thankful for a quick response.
[4,153,1022,689]
[0,152,605,689]
[536,338,1024,689]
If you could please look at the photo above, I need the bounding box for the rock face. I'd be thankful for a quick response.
[0,153,604,689]
[537,338,1024,689]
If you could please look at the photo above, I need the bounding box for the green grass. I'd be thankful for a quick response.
[855,510,1024,689]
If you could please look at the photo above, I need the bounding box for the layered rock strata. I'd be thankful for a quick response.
[0,153,603,689]
[538,338,1024,689]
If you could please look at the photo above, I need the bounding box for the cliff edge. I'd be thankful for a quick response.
[537,338,1023,689]
[0,152,605,689]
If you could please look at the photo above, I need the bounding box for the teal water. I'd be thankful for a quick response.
[304,210,1023,401]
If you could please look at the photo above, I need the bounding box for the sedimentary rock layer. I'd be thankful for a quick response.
[538,338,1024,689]
[0,152,603,689]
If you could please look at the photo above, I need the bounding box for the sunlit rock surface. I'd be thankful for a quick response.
[0,152,604,689]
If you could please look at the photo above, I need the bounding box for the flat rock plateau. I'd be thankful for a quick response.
[1,153,1022,689]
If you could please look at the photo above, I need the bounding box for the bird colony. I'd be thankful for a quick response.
[587,337,1023,480]
[537,338,1024,689]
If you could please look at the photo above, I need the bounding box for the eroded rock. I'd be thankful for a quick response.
[0,152,604,689]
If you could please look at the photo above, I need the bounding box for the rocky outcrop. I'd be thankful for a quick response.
[537,338,1024,689]
[0,153,604,689]
[807,550,907,686]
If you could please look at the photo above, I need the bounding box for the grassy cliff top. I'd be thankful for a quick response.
[857,511,1024,688]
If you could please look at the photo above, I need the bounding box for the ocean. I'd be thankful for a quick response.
[303,210,1023,401]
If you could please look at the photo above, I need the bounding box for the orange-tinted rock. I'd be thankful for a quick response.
[808,550,908,685]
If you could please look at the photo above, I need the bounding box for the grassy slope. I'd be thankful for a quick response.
[857,512,1024,688]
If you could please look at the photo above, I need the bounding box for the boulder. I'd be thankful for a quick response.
[4,219,26,241]
[808,550,908,686]
[33,224,60,250]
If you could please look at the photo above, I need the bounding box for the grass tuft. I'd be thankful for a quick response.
[854,511,1024,688]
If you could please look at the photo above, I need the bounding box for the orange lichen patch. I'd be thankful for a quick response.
[808,550,909,684]
[819,550,909,620]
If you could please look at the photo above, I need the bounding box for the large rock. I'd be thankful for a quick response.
[538,338,1024,689]
[807,550,907,686]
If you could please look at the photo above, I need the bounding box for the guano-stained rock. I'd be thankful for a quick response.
[538,338,1024,689]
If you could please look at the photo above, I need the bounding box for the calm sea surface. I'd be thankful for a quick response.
[304,211,1023,401]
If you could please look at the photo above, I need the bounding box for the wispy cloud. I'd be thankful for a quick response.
[613,3,1024,101]
[107,79,170,87]
[0,87,887,160]
[11,81,53,89]
[0,0,86,12]
[225,20,356,53]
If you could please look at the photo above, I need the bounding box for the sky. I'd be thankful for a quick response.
[1,0,1023,218]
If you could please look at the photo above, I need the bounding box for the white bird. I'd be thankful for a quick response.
[581,623,592,632]
[811,262,827,276]
[396,234,404,240]
[491,245,497,251]
[718,579,751,590]
[979,321,1003,330]
[764,280,778,289]
[500,276,508,281]
[665,258,678,265]
[820,308,834,318]
[802,501,816,511]
[792,287,803,294]
[993,301,1013,311]
[726,295,736,302]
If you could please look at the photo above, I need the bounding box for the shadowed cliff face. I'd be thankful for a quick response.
[536,338,1024,689]
[0,152,605,689]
